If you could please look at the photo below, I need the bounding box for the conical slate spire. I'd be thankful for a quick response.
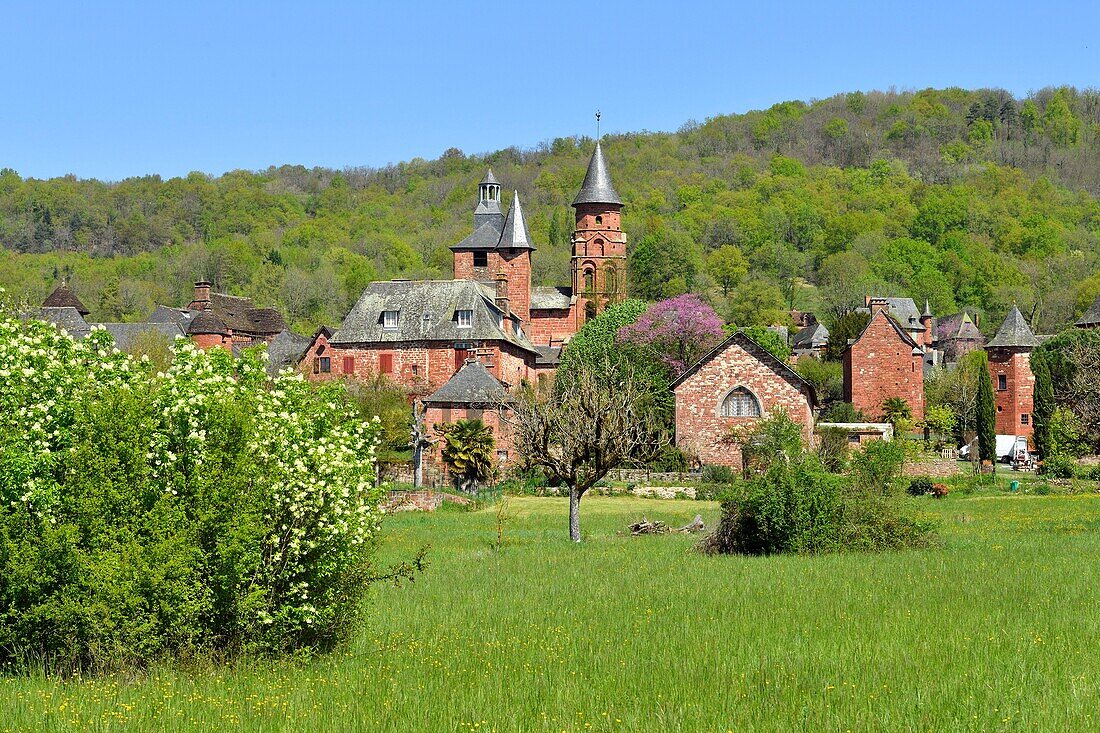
[572,141,622,206]
[480,168,500,186]
[497,191,534,250]
[987,304,1039,348]
[922,298,932,318]
[42,282,90,316]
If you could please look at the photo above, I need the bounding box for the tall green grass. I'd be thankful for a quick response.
[3,493,1099,732]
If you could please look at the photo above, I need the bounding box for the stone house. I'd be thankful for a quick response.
[148,281,288,350]
[843,298,926,422]
[935,310,985,363]
[671,331,817,468]
[422,361,514,468]
[985,304,1038,437]
[312,142,628,395]
[791,320,829,359]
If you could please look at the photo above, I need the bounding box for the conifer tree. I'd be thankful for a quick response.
[1031,349,1055,460]
[974,351,997,473]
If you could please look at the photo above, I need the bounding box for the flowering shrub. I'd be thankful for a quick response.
[0,301,383,672]
[616,294,726,377]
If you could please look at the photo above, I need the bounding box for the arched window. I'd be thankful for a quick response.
[595,215,603,225]
[720,387,761,418]
[585,301,597,320]
[605,265,618,295]
[583,269,595,291]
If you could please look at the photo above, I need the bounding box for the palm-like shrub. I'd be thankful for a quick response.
[435,419,495,495]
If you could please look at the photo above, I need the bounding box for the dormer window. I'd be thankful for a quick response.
[382,310,399,330]
[456,309,473,328]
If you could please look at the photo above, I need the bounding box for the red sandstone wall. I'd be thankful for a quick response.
[529,308,578,346]
[988,348,1034,437]
[424,403,514,467]
[843,313,925,421]
[673,340,815,468]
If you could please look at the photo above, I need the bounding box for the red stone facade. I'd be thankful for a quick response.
[191,332,231,350]
[424,403,515,467]
[987,347,1034,437]
[308,339,536,395]
[529,307,578,347]
[453,249,533,328]
[843,306,925,422]
[673,336,815,468]
[571,203,627,320]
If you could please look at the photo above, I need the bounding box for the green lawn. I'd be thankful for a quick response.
[4,492,1100,732]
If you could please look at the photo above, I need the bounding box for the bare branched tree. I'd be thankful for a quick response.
[506,359,670,542]
[1066,341,1100,443]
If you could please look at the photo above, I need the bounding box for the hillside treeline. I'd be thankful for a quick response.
[2,86,1100,334]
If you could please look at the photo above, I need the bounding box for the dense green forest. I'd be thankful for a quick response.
[3,86,1100,334]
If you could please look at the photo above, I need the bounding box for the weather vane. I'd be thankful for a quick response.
[596,110,601,139]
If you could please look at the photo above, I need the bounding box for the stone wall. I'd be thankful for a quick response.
[383,490,472,512]
[529,307,578,347]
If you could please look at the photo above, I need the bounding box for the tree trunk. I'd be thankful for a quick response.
[569,487,581,543]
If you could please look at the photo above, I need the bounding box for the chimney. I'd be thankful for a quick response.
[868,297,889,317]
[494,271,510,318]
[190,280,212,311]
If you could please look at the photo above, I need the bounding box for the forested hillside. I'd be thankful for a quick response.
[3,86,1100,334]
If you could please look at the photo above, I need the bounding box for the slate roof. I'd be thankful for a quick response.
[34,307,92,338]
[497,191,534,250]
[530,286,574,310]
[423,361,507,405]
[332,280,538,354]
[188,310,230,336]
[103,322,185,351]
[669,330,818,406]
[42,284,91,316]
[452,192,534,252]
[266,329,313,375]
[206,294,286,335]
[792,322,829,349]
[1075,293,1100,328]
[534,345,562,367]
[986,304,1039,348]
[451,221,505,250]
[481,169,500,186]
[572,142,622,206]
[148,304,196,328]
[858,297,924,334]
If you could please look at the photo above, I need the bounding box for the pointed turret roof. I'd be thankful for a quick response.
[922,298,932,318]
[1075,293,1100,328]
[986,304,1038,348]
[43,283,90,316]
[497,191,534,250]
[572,141,622,206]
[481,168,500,186]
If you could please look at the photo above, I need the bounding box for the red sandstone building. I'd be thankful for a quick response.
[671,331,817,469]
[843,298,927,422]
[985,304,1038,438]
[312,142,628,397]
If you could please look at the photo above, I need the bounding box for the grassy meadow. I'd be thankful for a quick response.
[3,488,1100,732]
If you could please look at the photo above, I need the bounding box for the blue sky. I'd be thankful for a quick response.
[3,0,1098,181]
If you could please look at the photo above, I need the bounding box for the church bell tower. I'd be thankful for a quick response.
[571,141,627,323]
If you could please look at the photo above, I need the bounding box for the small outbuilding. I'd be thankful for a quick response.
[671,330,817,469]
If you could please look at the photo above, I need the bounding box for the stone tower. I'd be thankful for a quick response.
[494,191,534,327]
[571,142,627,322]
[985,304,1039,438]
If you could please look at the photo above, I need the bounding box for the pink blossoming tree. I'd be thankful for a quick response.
[617,294,727,377]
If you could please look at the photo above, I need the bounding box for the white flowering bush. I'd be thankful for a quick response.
[0,299,384,672]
